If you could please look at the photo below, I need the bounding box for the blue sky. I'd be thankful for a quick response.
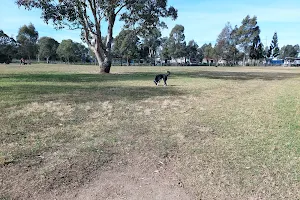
[0,0,299,48]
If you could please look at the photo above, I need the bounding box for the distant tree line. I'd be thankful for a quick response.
[111,15,299,66]
[0,23,93,64]
[1,15,299,66]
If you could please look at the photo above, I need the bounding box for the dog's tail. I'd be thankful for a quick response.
[166,71,171,76]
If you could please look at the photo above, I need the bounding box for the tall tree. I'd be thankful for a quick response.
[159,36,171,64]
[270,32,280,58]
[249,35,265,64]
[56,39,75,63]
[215,22,233,64]
[113,29,140,66]
[0,30,18,63]
[234,15,260,65]
[16,0,177,73]
[140,28,162,65]
[16,23,39,60]
[197,47,204,63]
[38,37,59,63]
[228,25,243,65]
[201,43,215,65]
[186,40,199,62]
[168,24,187,62]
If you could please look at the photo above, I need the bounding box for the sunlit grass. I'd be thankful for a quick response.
[1,63,300,199]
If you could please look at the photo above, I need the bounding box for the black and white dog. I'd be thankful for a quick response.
[154,71,170,86]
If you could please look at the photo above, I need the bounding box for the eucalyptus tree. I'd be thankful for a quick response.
[16,0,177,73]
[113,29,140,65]
[168,24,187,62]
[16,23,39,60]
[38,37,59,63]
[234,15,260,65]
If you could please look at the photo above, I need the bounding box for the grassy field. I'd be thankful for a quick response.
[1,64,300,199]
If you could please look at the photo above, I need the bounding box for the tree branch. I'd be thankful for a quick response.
[115,4,126,15]
[87,0,106,53]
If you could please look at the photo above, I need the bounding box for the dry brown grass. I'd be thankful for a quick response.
[1,64,300,199]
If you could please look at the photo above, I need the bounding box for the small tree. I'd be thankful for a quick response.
[38,37,59,63]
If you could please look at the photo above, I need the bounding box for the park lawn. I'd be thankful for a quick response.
[1,64,300,199]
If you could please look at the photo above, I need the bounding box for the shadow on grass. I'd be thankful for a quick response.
[0,73,155,83]
[0,84,183,105]
[174,70,300,81]
[2,70,299,84]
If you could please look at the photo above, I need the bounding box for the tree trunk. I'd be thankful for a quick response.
[99,59,111,73]
[46,57,49,64]
[91,46,112,73]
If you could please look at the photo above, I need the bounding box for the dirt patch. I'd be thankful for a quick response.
[38,154,192,200]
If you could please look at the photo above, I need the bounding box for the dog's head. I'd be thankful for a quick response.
[167,71,171,75]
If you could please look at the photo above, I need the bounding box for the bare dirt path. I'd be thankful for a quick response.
[38,155,192,200]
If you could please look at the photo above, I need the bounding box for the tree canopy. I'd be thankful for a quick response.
[271,32,280,58]
[113,29,140,65]
[234,15,260,65]
[38,37,59,63]
[279,45,299,59]
[56,39,75,63]
[167,24,187,61]
[16,23,39,60]
[0,30,18,63]
[16,0,177,73]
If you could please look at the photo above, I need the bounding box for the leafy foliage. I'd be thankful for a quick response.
[0,30,18,63]
[201,43,215,60]
[186,40,202,63]
[56,39,75,63]
[271,32,280,58]
[16,23,39,60]
[167,24,187,60]
[38,37,59,63]
[249,35,265,60]
[233,15,260,64]
[279,45,299,59]
[16,0,178,72]
[215,22,239,64]
[113,29,140,65]
[140,28,162,63]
